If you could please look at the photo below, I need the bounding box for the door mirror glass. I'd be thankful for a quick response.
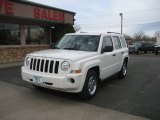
[101,36,113,53]
[102,46,113,53]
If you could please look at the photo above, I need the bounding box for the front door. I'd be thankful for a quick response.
[100,36,117,80]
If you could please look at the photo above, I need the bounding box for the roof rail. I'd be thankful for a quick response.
[107,32,121,34]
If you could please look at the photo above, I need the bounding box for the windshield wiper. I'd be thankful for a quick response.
[63,48,77,50]
[52,46,60,49]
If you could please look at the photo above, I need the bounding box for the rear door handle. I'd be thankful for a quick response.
[112,54,116,56]
[121,51,124,54]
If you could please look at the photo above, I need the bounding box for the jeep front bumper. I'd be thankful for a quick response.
[21,66,84,93]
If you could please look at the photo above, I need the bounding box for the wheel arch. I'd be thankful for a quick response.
[124,57,128,64]
[88,66,100,80]
[80,60,101,92]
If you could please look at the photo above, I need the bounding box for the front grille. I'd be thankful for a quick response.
[29,58,60,74]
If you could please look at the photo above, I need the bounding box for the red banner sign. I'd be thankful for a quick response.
[34,7,64,22]
[0,0,14,15]
[0,0,74,24]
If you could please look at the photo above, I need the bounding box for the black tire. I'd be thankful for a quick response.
[144,51,147,54]
[118,61,128,79]
[79,70,98,99]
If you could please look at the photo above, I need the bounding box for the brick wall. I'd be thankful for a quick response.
[0,45,50,64]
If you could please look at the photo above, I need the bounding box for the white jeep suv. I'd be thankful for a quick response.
[21,32,129,99]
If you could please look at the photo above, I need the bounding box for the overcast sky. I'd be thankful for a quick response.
[30,0,160,36]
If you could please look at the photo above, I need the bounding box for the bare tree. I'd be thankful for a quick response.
[133,31,145,41]
[123,34,133,44]
[73,24,81,32]
[154,29,160,38]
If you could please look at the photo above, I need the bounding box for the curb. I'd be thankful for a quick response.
[0,62,24,69]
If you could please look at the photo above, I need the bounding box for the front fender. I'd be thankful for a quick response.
[79,59,100,92]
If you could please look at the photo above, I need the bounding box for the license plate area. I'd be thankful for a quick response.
[32,76,43,84]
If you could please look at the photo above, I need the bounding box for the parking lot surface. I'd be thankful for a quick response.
[0,54,160,120]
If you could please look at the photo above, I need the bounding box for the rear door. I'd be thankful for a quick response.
[112,36,124,72]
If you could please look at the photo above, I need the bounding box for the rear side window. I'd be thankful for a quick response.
[120,36,127,48]
[112,36,122,49]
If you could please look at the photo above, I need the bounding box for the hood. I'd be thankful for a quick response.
[28,49,98,61]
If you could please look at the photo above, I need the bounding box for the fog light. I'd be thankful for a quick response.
[70,78,75,83]
[71,69,81,74]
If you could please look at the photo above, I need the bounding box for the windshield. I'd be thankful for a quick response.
[53,35,100,52]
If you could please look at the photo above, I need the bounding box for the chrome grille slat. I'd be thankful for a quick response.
[43,60,46,72]
[35,59,38,71]
[39,59,42,72]
[48,60,51,73]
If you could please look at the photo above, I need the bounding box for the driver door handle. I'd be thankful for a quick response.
[112,54,116,56]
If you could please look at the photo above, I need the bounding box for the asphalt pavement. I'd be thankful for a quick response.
[0,54,160,120]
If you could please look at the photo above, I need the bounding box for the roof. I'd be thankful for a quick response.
[66,32,123,36]
[10,0,75,15]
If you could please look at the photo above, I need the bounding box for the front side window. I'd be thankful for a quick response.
[54,35,100,52]
[102,36,113,52]
[112,36,122,49]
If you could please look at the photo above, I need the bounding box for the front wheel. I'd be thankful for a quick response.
[118,61,128,79]
[79,70,98,99]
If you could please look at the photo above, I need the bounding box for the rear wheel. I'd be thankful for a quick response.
[118,61,128,79]
[79,70,98,99]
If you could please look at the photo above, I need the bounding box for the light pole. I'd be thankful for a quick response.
[119,13,123,34]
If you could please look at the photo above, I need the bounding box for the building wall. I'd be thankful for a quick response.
[0,45,49,64]
[0,0,75,64]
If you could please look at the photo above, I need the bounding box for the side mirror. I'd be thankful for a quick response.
[102,46,113,53]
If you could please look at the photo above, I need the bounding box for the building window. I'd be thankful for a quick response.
[26,25,49,45]
[0,23,20,45]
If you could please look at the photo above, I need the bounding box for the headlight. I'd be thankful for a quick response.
[61,61,70,71]
[25,57,31,66]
